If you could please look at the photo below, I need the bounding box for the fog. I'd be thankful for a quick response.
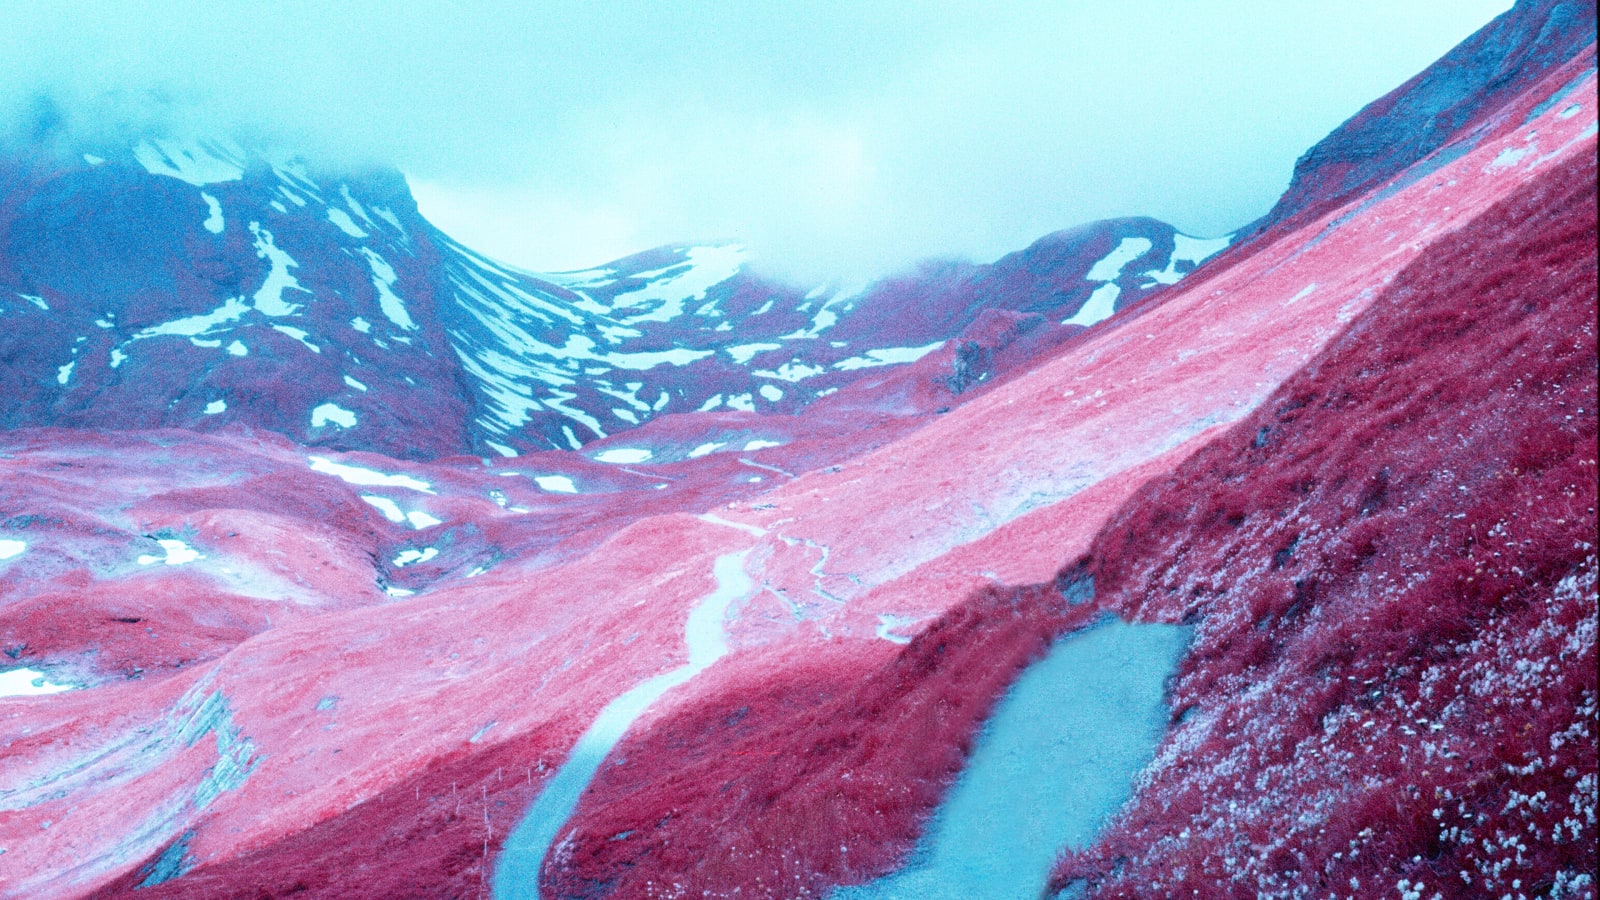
[2,1,1510,281]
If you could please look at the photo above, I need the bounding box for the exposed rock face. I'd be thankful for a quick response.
[0,2,1594,899]
[1257,0,1597,235]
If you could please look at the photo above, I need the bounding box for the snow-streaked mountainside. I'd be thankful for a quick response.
[0,2,1596,899]
[2,139,1223,458]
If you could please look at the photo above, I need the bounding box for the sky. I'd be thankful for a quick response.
[2,1,1512,283]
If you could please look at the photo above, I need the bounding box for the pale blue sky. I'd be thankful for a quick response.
[3,1,1511,280]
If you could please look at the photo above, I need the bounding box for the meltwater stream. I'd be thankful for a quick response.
[494,553,753,900]
[834,617,1192,900]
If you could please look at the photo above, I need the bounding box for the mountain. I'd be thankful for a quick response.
[0,2,1594,898]
[1,144,1219,459]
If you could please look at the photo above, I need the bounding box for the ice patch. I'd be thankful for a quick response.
[83,153,105,165]
[249,223,308,316]
[1559,103,1582,119]
[726,393,755,412]
[758,385,783,402]
[743,440,781,451]
[327,208,368,238]
[393,548,438,567]
[688,442,723,458]
[110,348,128,368]
[533,475,578,493]
[486,441,518,458]
[344,375,368,392]
[133,139,244,186]
[1063,283,1122,327]
[203,400,226,415]
[0,539,25,560]
[833,342,944,371]
[594,448,652,464]
[351,317,372,334]
[361,495,407,523]
[21,294,48,311]
[0,667,74,697]
[56,361,74,385]
[200,192,225,234]
[361,249,416,330]
[698,394,724,412]
[226,340,248,356]
[1085,237,1153,281]
[311,403,356,429]
[138,539,202,566]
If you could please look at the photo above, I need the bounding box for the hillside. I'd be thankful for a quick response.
[0,2,1595,898]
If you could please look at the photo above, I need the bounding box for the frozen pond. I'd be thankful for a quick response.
[834,617,1191,900]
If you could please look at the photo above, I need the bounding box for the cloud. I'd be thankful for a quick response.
[2,1,1512,283]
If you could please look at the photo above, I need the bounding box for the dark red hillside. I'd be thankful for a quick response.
[1057,148,1597,897]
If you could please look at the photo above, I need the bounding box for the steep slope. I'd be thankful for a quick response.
[1059,146,1596,900]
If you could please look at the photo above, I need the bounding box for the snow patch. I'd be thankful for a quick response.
[534,475,578,493]
[226,340,248,357]
[393,548,438,567]
[743,440,782,451]
[309,457,433,492]
[132,139,244,186]
[406,511,442,530]
[758,385,783,402]
[203,400,226,415]
[594,448,652,464]
[200,193,225,234]
[56,361,74,385]
[726,343,781,364]
[328,208,368,238]
[311,403,356,429]
[833,342,944,371]
[607,244,745,325]
[272,325,321,353]
[361,495,407,523]
[344,375,368,392]
[1063,283,1122,327]
[0,539,25,560]
[361,249,416,330]
[1085,237,1153,281]
[0,668,74,697]
[249,223,308,316]
[688,442,724,458]
[137,539,202,567]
